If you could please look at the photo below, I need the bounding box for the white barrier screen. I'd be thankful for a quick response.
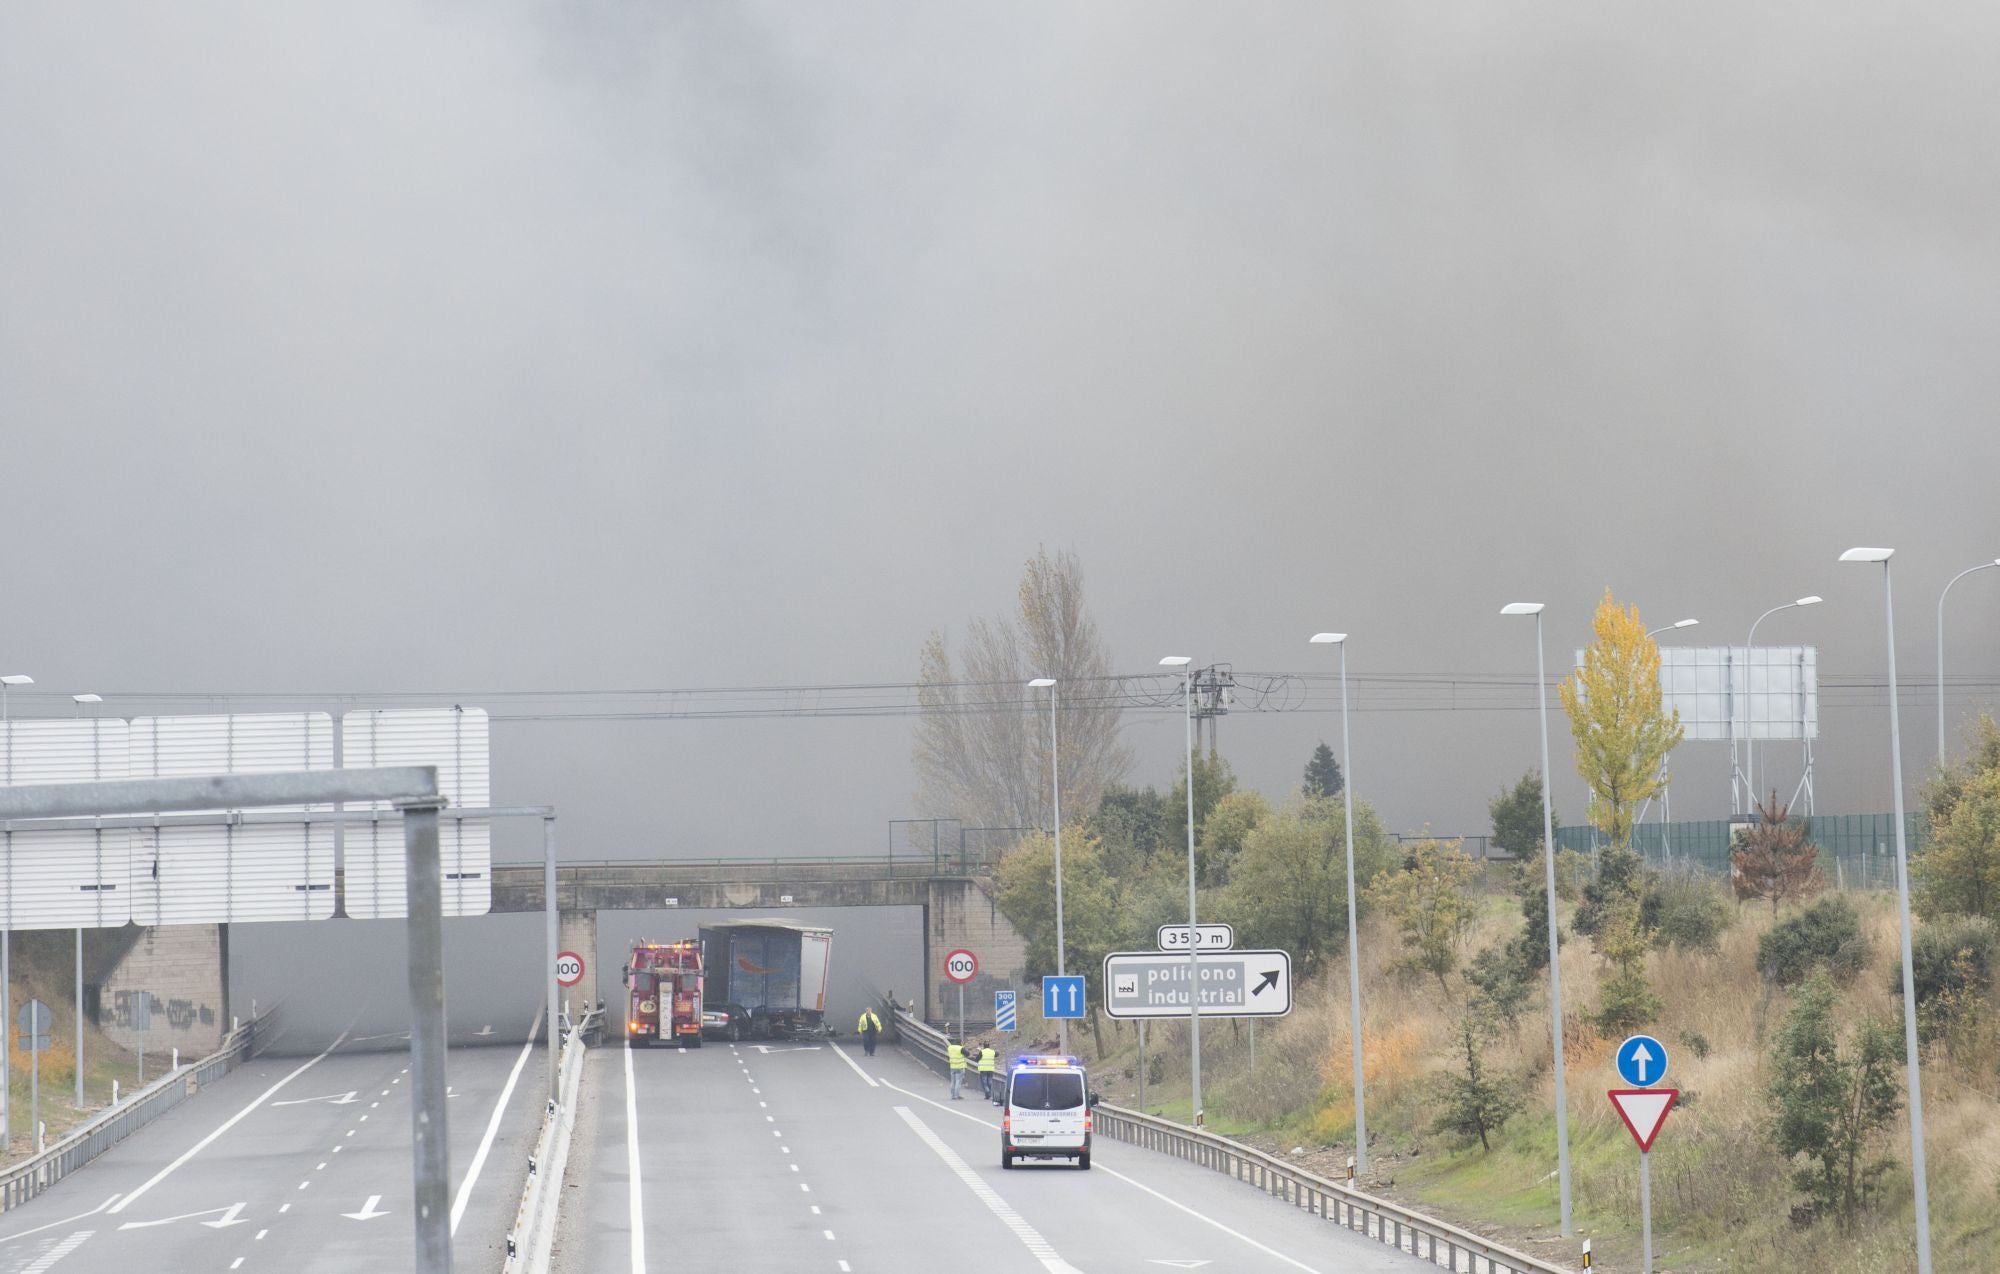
[341,708,490,919]
[127,713,336,924]
[0,719,132,928]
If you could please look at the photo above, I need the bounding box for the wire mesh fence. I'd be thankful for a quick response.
[1555,812,1922,889]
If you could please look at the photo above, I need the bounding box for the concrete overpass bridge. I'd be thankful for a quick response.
[489,856,1028,1022]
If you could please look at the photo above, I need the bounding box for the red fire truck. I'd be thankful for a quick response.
[625,940,704,1048]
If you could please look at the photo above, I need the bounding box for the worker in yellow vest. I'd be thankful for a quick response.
[976,1040,999,1101]
[947,1040,967,1100]
[856,1007,883,1056]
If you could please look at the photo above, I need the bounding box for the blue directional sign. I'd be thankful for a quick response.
[1615,1034,1669,1088]
[1042,975,1086,1020]
[995,990,1017,1032]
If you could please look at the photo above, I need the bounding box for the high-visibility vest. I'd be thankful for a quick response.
[947,1043,966,1071]
[858,1010,881,1033]
[977,1048,997,1073]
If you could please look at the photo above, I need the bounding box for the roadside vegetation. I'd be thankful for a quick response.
[956,576,2000,1272]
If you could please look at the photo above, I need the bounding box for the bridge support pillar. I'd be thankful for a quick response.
[924,878,1029,1028]
[558,909,598,1022]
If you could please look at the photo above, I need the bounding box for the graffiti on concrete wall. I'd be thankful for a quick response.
[107,989,216,1031]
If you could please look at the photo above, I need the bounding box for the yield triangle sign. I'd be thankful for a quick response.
[1608,1088,1678,1151]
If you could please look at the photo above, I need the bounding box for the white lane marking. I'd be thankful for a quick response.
[766,1116,775,1123]
[782,1147,791,1154]
[316,1163,327,1171]
[269,1090,359,1108]
[839,1263,851,1272]
[811,1206,821,1215]
[624,1039,647,1274]
[117,1203,247,1231]
[828,1040,878,1088]
[893,1106,1084,1274]
[342,1195,391,1222]
[450,1010,543,1235]
[880,1078,996,1130]
[109,1030,349,1214]
[298,1182,310,1191]
[230,1261,244,1270]
[255,1230,268,1240]
[333,1146,343,1154]
[21,1230,92,1272]
[799,1184,810,1192]
[823,1229,836,1240]
[0,1195,120,1246]
[790,1164,799,1173]
[278,1205,290,1215]
[1096,1164,1324,1274]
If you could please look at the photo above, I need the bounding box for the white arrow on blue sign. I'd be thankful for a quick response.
[995,991,1017,1032]
[1042,975,1086,1020]
[1615,1033,1669,1087]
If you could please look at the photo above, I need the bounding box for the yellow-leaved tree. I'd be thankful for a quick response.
[1559,590,1684,847]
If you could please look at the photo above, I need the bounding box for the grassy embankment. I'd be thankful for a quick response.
[1016,883,2000,1274]
[3,956,167,1169]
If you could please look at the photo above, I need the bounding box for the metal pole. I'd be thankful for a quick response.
[544,816,559,1106]
[1138,1020,1146,1109]
[402,801,452,1274]
[1183,666,1202,1126]
[1049,683,1067,1057]
[1533,611,1574,1237]
[1876,560,1933,1274]
[1640,1149,1653,1273]
[957,983,964,1045]
[1338,641,1368,1175]
[1937,562,1999,763]
[75,928,84,1107]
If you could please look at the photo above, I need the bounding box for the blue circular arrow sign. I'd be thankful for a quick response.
[1615,1033,1669,1087]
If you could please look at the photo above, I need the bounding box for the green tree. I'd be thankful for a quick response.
[1197,789,1271,888]
[1431,1010,1523,1151]
[1466,944,1534,1028]
[995,831,1122,1041]
[1167,751,1238,852]
[1087,783,1175,880]
[1573,842,1647,940]
[1731,792,1823,915]
[1558,591,1684,847]
[1916,762,2000,921]
[915,548,1130,829]
[1758,897,1871,987]
[1370,838,1480,993]
[1488,770,1557,858]
[1592,892,1662,1033]
[1303,742,1344,799]
[1221,796,1390,977]
[1768,975,1903,1224]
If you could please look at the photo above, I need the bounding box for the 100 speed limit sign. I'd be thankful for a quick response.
[555,951,586,987]
[943,948,979,984]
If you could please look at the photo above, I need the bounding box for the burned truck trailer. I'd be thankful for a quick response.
[699,920,833,1039]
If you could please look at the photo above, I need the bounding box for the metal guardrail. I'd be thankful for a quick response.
[1092,1105,1576,1274]
[504,1008,600,1273]
[892,1009,1568,1274]
[1,1014,262,1213]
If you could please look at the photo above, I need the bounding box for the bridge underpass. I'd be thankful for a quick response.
[489,858,1029,1024]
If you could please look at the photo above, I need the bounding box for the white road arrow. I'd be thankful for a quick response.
[1627,1043,1655,1084]
[342,1195,390,1222]
[119,1203,249,1230]
[749,1045,823,1054]
[270,1090,359,1108]
[1148,1262,1212,1269]
[473,1024,495,1037]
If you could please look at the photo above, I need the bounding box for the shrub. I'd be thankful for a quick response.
[1759,897,1870,987]
[1893,916,1997,1044]
[1644,873,1732,954]
[1466,944,1534,1027]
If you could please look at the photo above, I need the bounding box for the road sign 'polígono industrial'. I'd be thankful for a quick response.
[1156,922,1235,951]
[1101,949,1293,1019]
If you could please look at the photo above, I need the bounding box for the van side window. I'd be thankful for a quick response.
[1010,1072,1085,1110]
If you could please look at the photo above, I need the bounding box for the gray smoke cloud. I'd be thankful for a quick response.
[3,2,1997,868]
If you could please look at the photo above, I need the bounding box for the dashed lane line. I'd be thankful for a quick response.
[109,1030,350,1215]
[894,1106,1084,1274]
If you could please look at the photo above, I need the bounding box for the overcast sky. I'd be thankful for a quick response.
[4,3,1998,862]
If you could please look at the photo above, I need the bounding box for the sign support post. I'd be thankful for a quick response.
[1611,1033,1674,1274]
[544,814,559,1106]
[957,983,964,1045]
[1640,1147,1653,1273]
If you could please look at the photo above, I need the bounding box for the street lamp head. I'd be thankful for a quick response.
[1027,678,1056,688]
[1309,633,1347,645]
[1159,656,1192,667]
[0,675,32,686]
[1794,595,1823,607]
[1672,618,1699,629]
[72,693,103,704]
[1500,602,1544,617]
[1838,548,1893,564]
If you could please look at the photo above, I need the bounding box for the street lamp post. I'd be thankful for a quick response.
[1028,677,1066,1055]
[1500,604,1572,1238]
[1309,633,1368,1174]
[1937,560,2000,762]
[1839,547,1933,1274]
[1,673,32,1149]
[1160,655,1201,1125]
[1739,597,1821,812]
[73,692,103,1110]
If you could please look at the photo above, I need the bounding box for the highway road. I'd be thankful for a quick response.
[564,1034,1429,1274]
[0,1021,551,1274]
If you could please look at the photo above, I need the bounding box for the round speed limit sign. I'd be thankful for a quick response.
[943,948,979,984]
[555,951,586,987]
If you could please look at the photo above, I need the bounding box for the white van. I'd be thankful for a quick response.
[1000,1055,1095,1169]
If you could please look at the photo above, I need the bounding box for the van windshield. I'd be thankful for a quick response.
[1010,1071,1084,1111]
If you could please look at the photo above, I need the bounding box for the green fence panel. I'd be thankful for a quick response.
[1554,813,1923,889]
